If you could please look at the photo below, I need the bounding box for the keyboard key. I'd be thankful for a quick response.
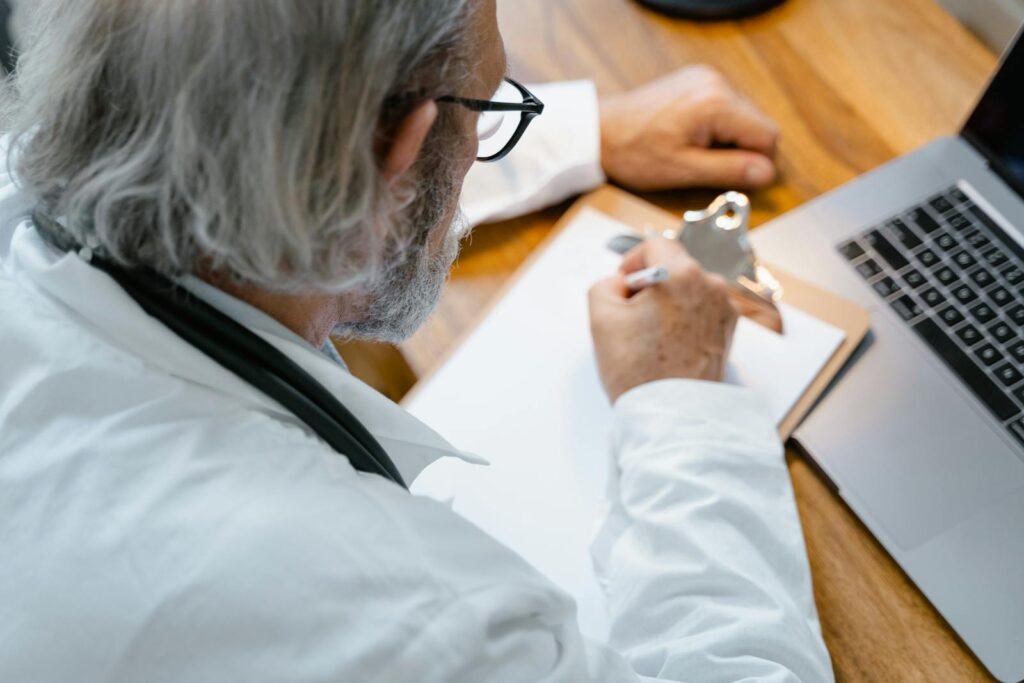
[975,343,1002,367]
[919,287,945,309]
[839,240,865,261]
[891,295,923,321]
[888,219,922,249]
[994,362,1023,388]
[1010,341,1024,364]
[916,248,941,268]
[865,230,910,270]
[970,301,997,324]
[910,208,940,234]
[856,258,883,279]
[955,322,983,346]
[904,268,928,289]
[988,285,1013,307]
[969,268,995,288]
[935,232,959,252]
[962,228,991,251]
[1008,304,1024,327]
[968,204,1024,264]
[934,266,959,286]
[989,321,1016,344]
[872,276,899,298]
[953,284,978,305]
[930,195,954,214]
[938,305,966,327]
[1002,266,1023,286]
[953,250,978,270]
[913,318,1020,421]
[982,247,1009,269]
[950,187,969,204]
[947,212,972,232]
[1015,385,1024,405]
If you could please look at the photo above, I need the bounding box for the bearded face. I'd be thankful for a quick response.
[332,110,470,344]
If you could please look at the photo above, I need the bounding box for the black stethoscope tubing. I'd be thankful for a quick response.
[88,255,408,489]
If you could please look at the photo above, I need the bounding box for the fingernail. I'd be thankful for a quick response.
[745,159,775,185]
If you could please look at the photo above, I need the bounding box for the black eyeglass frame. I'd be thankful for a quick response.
[438,78,545,163]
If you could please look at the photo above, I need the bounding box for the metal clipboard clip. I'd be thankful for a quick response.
[608,192,784,333]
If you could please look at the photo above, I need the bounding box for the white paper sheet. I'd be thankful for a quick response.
[405,207,845,640]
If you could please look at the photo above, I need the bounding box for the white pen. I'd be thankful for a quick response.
[624,265,669,293]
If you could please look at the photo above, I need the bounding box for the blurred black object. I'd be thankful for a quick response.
[636,0,786,20]
[0,0,15,74]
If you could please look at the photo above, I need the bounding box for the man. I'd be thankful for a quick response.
[0,1,831,681]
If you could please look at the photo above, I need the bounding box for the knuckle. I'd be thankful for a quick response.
[649,236,685,262]
[675,262,703,286]
[699,88,729,107]
[698,90,733,115]
[691,63,724,84]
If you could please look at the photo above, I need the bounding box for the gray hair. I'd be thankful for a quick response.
[4,0,471,292]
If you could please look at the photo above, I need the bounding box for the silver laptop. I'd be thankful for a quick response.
[749,30,1024,683]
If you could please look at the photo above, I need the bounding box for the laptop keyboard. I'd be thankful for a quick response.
[837,185,1024,449]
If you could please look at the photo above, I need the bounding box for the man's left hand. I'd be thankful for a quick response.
[599,65,780,191]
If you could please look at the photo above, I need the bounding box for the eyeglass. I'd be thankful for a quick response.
[437,78,545,163]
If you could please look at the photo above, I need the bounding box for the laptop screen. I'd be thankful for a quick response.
[963,30,1024,198]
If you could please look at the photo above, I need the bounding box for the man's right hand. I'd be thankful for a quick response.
[588,238,739,403]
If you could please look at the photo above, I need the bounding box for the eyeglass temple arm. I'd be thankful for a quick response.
[437,78,544,115]
[436,97,543,114]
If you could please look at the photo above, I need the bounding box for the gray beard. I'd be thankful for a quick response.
[337,215,464,343]
[333,162,467,344]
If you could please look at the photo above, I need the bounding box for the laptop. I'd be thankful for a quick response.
[749,29,1024,683]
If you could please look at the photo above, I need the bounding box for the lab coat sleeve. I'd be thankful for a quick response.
[588,379,834,681]
[411,380,832,682]
[459,80,606,228]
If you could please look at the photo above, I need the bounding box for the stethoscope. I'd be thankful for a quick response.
[35,212,406,489]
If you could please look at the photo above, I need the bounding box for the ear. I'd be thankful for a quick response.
[379,101,439,183]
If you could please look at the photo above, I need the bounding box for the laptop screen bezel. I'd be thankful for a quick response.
[961,26,1024,200]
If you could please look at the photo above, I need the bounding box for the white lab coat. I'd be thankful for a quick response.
[0,83,833,682]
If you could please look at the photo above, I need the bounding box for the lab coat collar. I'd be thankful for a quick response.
[6,221,486,484]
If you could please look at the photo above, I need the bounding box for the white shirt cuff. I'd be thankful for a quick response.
[611,378,781,468]
[459,80,606,228]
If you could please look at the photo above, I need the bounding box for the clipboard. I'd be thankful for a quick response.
[402,186,873,638]
[541,186,871,440]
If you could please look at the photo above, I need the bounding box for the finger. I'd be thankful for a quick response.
[680,148,776,189]
[618,237,694,275]
[618,243,650,274]
[710,97,780,158]
[589,274,630,304]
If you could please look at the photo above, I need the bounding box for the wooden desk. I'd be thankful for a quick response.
[339,0,999,679]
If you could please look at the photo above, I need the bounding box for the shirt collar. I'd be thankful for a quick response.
[176,274,350,370]
[8,221,486,484]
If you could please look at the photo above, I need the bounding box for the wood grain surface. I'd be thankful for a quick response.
[337,0,1002,679]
